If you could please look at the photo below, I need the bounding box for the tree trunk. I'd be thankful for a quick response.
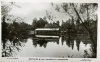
[72,3,96,57]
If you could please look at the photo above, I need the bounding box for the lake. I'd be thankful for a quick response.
[4,34,94,58]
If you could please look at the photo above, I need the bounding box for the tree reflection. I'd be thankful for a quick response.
[2,35,27,57]
[62,33,76,50]
[32,38,47,48]
[83,50,90,58]
[31,37,59,48]
[70,39,74,50]
[76,38,81,51]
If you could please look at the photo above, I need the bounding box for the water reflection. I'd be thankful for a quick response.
[2,34,96,58]
[32,38,48,48]
[32,35,59,48]
[2,36,27,57]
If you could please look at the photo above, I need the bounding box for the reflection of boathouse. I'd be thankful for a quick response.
[35,28,59,35]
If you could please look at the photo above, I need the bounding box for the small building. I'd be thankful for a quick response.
[35,28,59,35]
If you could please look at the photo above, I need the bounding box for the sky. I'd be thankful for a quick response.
[8,2,69,25]
[5,2,97,25]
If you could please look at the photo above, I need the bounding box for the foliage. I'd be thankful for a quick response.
[32,18,48,29]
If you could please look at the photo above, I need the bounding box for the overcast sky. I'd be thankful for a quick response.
[8,2,69,25]
[6,2,97,25]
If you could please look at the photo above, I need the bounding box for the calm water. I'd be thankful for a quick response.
[2,34,94,58]
[7,34,93,58]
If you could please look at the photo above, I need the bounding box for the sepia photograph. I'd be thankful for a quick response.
[1,1,98,58]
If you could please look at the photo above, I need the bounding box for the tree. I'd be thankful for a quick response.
[36,18,47,28]
[32,18,37,29]
[51,3,97,57]
[1,2,24,57]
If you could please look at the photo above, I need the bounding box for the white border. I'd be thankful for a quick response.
[0,0,100,62]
